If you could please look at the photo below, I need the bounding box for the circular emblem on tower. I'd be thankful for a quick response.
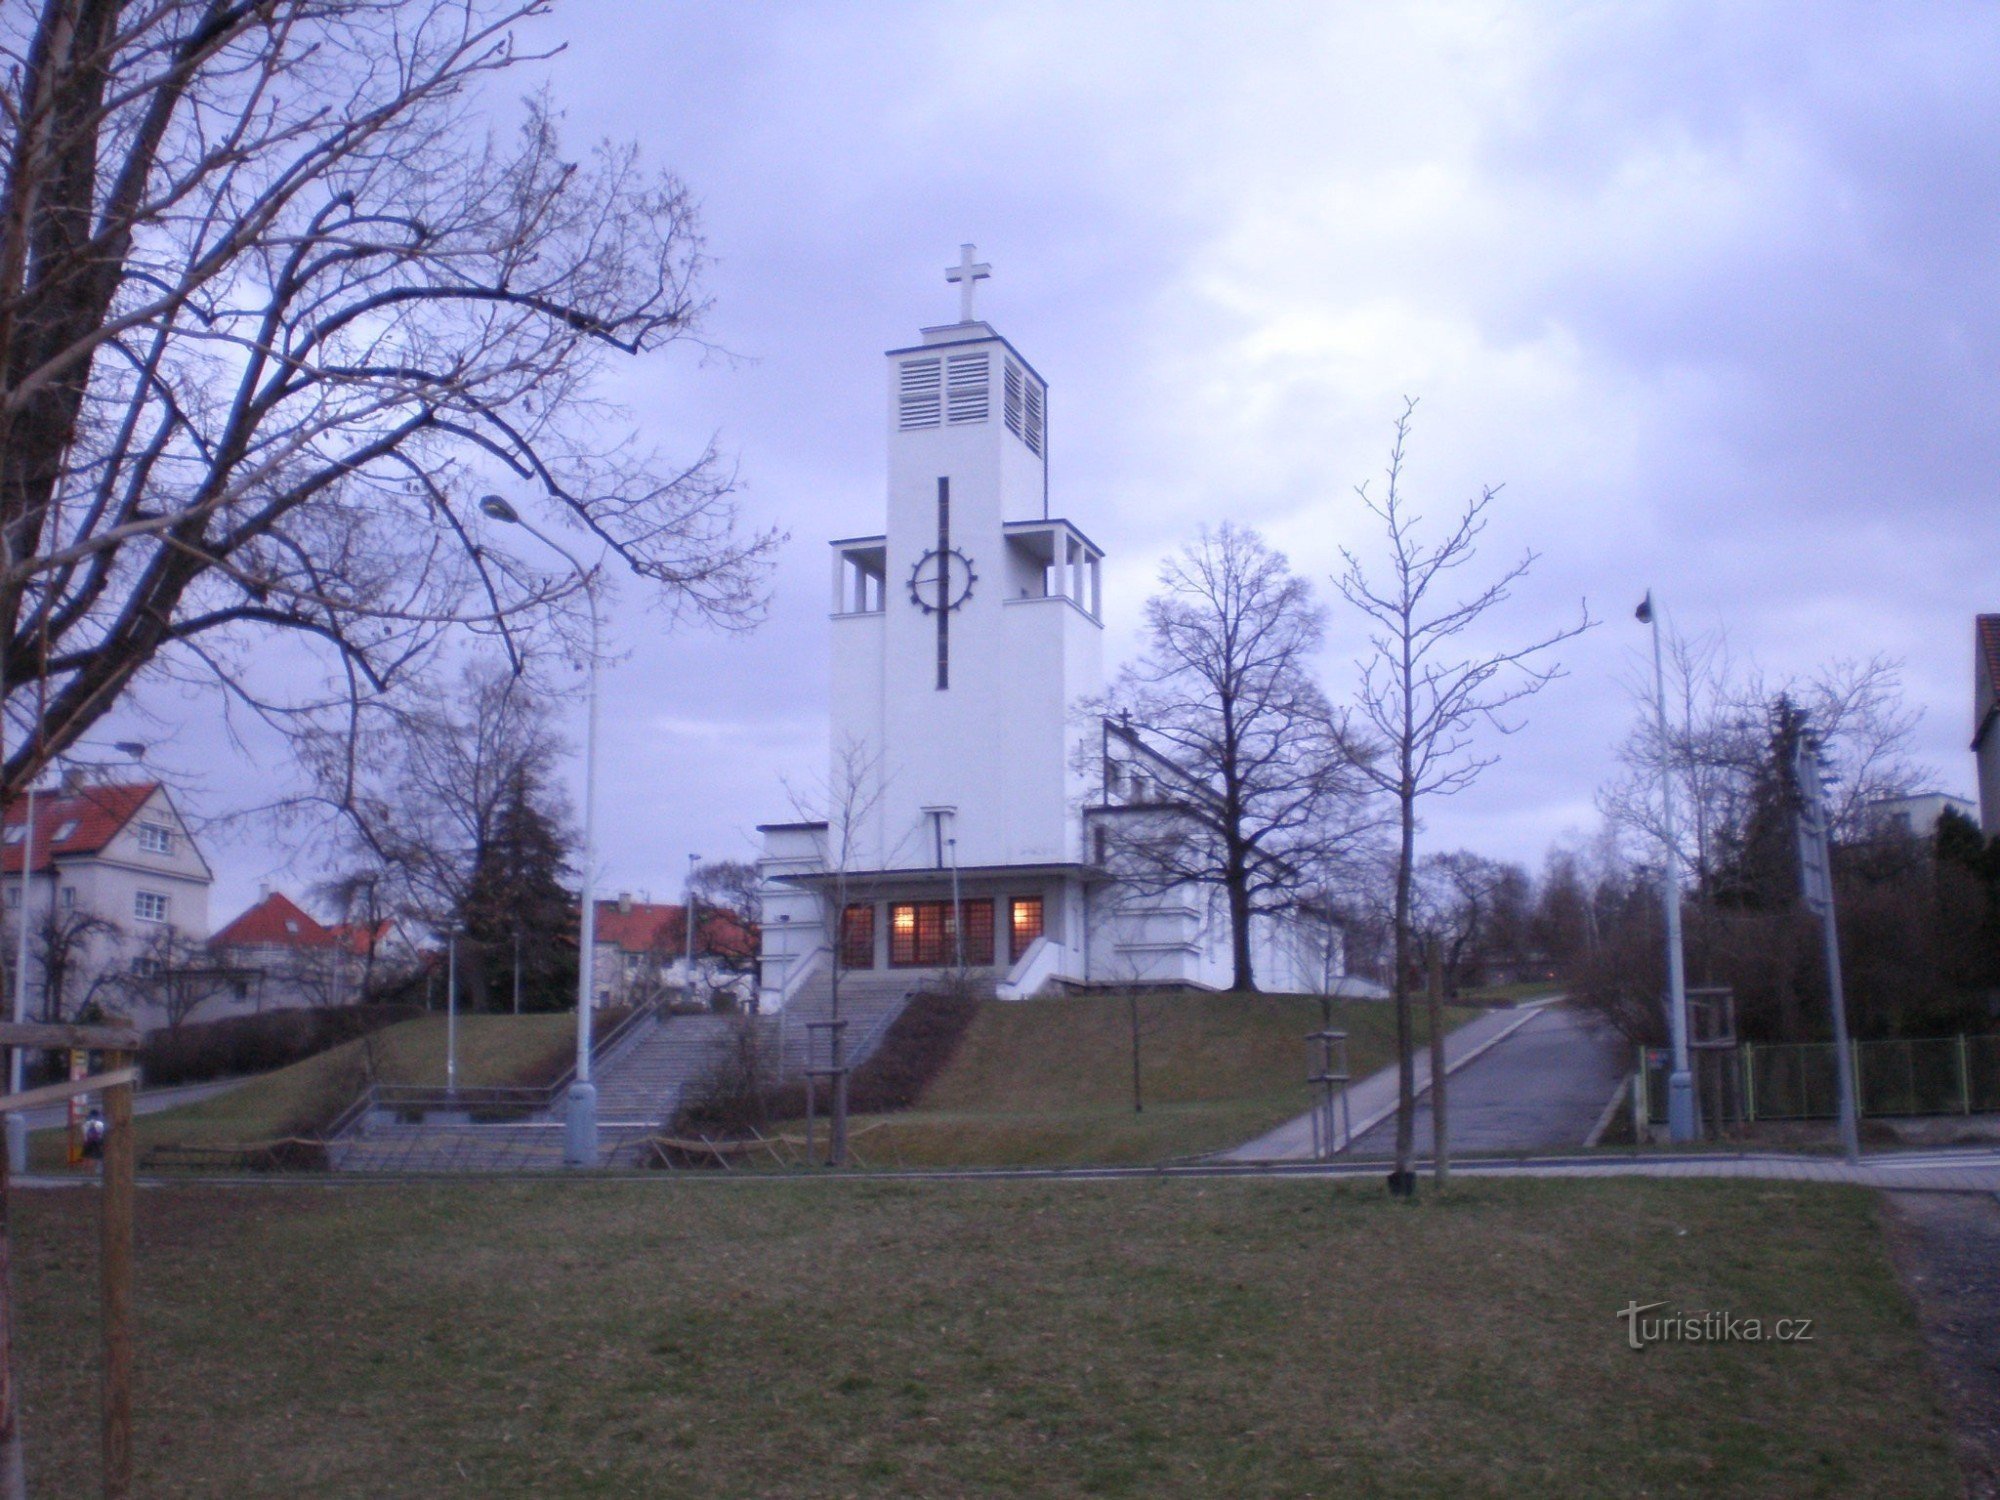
[907,547,976,614]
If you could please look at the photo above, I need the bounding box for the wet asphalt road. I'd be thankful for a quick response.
[1347,1004,1631,1157]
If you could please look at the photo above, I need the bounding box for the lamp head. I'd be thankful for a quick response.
[478,494,520,524]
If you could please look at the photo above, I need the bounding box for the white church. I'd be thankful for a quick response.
[756,251,1340,1008]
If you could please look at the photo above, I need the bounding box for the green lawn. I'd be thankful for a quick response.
[34,1014,577,1168]
[8,1176,1957,1496]
[844,990,1473,1167]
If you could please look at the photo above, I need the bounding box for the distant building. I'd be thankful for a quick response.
[591,894,757,1010]
[1975,615,2000,838]
[209,888,405,1013]
[0,777,212,1027]
[1865,793,1979,843]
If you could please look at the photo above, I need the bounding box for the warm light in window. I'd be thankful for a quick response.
[892,907,915,935]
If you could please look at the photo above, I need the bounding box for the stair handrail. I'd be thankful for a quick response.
[326,993,673,1142]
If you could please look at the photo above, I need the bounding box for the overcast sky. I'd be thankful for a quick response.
[179,1,1999,923]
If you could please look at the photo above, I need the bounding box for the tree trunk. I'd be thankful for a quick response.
[1391,784,1417,1191]
[1129,992,1145,1113]
[1227,868,1256,992]
[1428,950,1449,1188]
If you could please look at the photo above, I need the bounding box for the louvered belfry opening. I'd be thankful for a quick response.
[899,355,942,428]
[1004,356,1044,456]
[946,351,989,424]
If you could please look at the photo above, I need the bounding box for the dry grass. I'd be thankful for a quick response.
[848,991,1472,1166]
[7,1175,1957,1497]
[32,1015,576,1167]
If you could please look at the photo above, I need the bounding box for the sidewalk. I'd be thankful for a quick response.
[1219,1000,1552,1162]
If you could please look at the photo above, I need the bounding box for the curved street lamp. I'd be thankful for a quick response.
[480,494,603,1167]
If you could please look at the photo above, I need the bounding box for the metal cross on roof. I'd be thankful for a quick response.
[945,243,991,323]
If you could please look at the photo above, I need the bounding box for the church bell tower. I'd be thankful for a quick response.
[828,246,1105,876]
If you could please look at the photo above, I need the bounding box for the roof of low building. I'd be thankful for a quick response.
[592,899,757,961]
[0,781,161,875]
[211,890,334,950]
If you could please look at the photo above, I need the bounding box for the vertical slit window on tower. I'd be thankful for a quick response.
[935,476,950,690]
[899,357,941,428]
[1024,379,1045,456]
[946,352,989,424]
[1004,360,1025,438]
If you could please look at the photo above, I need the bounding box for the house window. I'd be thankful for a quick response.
[3,827,23,845]
[60,886,74,909]
[51,820,76,843]
[888,900,994,967]
[137,822,173,854]
[1010,898,1045,963]
[839,904,875,971]
[134,890,169,924]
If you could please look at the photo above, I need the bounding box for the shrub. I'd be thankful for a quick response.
[140,1005,423,1087]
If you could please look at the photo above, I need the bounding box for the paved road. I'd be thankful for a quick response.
[1347,1004,1629,1157]
[16,1073,249,1132]
[1221,1003,1549,1162]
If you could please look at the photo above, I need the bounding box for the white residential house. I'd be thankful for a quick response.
[209,888,407,1014]
[756,251,1338,1007]
[1865,793,1979,842]
[1,777,213,1027]
[589,895,758,1010]
[1975,615,2000,839]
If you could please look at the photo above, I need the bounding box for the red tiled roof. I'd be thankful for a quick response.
[0,781,159,875]
[212,891,334,950]
[591,900,757,961]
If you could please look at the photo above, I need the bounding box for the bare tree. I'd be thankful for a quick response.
[692,858,762,925]
[784,735,893,1166]
[116,925,245,1031]
[312,660,571,939]
[1335,400,1592,1191]
[0,0,778,805]
[28,904,119,1023]
[1097,524,1373,991]
[1599,622,1925,894]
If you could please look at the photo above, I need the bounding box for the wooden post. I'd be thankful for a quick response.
[100,1051,134,1500]
[1426,954,1448,1187]
[1958,1034,1972,1116]
[0,1113,23,1500]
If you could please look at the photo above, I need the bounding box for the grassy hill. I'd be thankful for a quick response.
[841,990,1477,1168]
[35,1014,577,1169]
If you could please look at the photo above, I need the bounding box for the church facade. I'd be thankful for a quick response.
[757,252,1339,1007]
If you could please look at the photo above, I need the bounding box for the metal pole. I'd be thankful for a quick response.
[100,1053,135,1500]
[1644,597,1696,1142]
[948,835,963,970]
[445,933,457,1097]
[512,928,522,1017]
[685,851,701,1001]
[479,496,600,1166]
[1819,886,1861,1164]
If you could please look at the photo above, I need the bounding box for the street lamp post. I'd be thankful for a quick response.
[1637,592,1696,1143]
[479,495,602,1166]
[684,851,701,1001]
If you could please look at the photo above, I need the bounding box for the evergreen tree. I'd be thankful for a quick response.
[460,768,578,1012]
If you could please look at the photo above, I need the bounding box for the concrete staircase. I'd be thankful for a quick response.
[591,1013,745,1128]
[773,971,936,1076]
[327,1122,656,1172]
